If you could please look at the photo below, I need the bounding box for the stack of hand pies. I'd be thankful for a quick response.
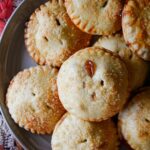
[6,0,150,150]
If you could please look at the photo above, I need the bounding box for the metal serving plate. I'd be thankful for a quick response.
[0,0,52,149]
[0,0,135,149]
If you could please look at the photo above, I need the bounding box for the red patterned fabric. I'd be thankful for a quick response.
[0,0,13,19]
[0,0,13,35]
[0,19,5,34]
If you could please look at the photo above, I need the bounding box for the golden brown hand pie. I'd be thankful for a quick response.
[25,0,91,67]
[119,87,150,150]
[52,113,119,150]
[57,47,129,121]
[122,0,150,60]
[65,0,122,35]
[6,66,66,134]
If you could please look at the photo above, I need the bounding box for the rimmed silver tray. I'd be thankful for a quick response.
[0,0,142,149]
[0,0,52,149]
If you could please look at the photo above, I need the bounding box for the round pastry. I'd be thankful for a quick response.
[25,0,91,67]
[52,113,119,150]
[94,34,149,91]
[119,87,150,150]
[122,0,150,61]
[57,47,129,121]
[65,0,122,35]
[6,66,66,134]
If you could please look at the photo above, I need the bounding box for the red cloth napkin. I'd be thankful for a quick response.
[0,0,13,35]
[0,19,5,33]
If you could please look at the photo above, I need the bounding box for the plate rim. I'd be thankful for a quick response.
[0,0,39,149]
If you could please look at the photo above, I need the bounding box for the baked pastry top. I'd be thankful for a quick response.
[57,47,129,121]
[65,0,122,35]
[122,0,150,60]
[119,87,150,150]
[25,0,91,67]
[52,113,119,150]
[94,34,149,91]
[6,66,66,134]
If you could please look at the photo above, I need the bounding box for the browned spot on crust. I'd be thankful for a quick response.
[83,82,86,88]
[85,60,96,77]
[136,31,145,40]
[76,19,81,26]
[82,22,88,30]
[88,26,95,33]
[91,92,96,101]
[139,131,149,137]
[98,142,107,149]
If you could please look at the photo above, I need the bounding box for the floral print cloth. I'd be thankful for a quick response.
[0,0,22,34]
